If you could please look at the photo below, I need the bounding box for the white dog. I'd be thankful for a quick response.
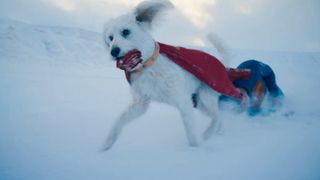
[102,0,227,151]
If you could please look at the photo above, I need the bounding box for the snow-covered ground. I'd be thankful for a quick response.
[1,19,320,180]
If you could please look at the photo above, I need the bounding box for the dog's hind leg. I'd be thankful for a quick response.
[198,101,221,140]
[177,100,199,147]
[102,97,150,151]
[197,86,221,141]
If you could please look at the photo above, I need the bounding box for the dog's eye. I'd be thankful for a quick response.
[121,29,131,38]
[109,35,114,41]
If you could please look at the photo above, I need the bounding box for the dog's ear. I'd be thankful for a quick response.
[135,0,173,27]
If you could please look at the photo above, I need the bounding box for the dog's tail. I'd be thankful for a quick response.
[207,33,232,66]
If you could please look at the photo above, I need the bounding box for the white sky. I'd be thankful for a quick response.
[1,0,319,52]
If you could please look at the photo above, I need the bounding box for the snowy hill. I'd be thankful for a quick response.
[0,19,320,180]
[0,18,107,65]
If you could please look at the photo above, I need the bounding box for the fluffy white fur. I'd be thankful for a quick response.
[102,0,221,151]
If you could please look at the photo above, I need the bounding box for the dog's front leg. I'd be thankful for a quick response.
[177,103,199,147]
[102,97,150,151]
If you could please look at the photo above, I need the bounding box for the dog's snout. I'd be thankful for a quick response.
[111,47,121,58]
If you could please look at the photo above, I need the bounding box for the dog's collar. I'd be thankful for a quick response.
[126,42,160,82]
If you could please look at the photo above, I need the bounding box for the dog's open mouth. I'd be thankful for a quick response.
[116,49,142,71]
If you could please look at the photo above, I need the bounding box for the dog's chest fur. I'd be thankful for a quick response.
[130,55,200,105]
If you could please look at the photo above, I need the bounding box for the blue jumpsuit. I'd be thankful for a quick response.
[220,60,284,115]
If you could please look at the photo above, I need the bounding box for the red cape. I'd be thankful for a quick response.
[158,42,242,99]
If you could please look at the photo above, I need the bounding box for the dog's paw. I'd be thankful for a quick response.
[188,140,200,147]
[203,128,222,141]
[202,130,212,141]
[101,144,113,152]
[101,137,116,152]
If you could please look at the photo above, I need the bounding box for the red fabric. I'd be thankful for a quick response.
[158,42,242,99]
[116,49,142,81]
[227,68,252,81]
[116,49,141,72]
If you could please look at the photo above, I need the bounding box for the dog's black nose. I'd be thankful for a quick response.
[111,47,121,58]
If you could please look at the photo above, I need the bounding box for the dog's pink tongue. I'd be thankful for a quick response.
[116,49,142,71]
